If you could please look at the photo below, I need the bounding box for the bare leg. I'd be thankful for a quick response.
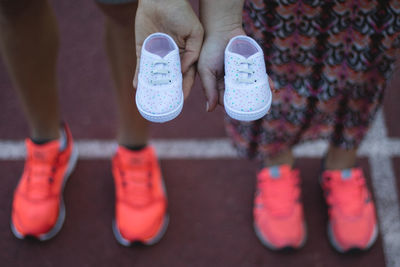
[262,145,356,169]
[263,149,294,167]
[324,145,357,170]
[97,2,148,147]
[0,0,60,140]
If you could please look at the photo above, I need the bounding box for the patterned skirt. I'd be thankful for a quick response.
[226,0,400,159]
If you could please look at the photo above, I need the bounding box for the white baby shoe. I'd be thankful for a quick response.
[224,36,272,121]
[136,33,183,123]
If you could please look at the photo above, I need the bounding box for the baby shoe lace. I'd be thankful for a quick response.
[150,59,170,85]
[236,58,255,84]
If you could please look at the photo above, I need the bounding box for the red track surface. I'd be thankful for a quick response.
[0,1,399,266]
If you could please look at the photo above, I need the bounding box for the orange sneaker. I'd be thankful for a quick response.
[11,123,78,240]
[253,165,306,250]
[112,145,168,246]
[321,168,378,252]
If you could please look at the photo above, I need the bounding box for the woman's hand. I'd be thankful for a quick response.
[134,0,204,99]
[197,28,245,112]
[197,0,276,112]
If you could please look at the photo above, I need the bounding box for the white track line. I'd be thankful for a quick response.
[0,110,399,266]
[0,137,399,160]
[370,157,400,267]
[367,110,400,267]
[0,138,400,160]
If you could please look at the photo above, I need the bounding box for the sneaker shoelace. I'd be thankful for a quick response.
[322,169,366,216]
[236,58,255,84]
[150,59,170,85]
[258,169,300,217]
[26,153,58,198]
[118,157,153,206]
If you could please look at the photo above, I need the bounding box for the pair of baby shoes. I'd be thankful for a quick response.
[136,33,272,123]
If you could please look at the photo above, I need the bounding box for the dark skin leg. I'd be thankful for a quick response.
[324,145,357,170]
[263,149,294,168]
[0,0,60,140]
[262,145,357,170]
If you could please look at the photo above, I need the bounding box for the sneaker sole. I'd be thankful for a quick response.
[253,221,307,251]
[136,92,183,123]
[11,145,79,241]
[327,222,378,253]
[224,88,272,121]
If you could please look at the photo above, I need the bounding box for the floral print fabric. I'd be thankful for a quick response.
[226,0,400,159]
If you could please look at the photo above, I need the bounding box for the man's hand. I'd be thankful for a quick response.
[134,0,204,99]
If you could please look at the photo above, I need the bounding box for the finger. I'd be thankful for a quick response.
[198,65,218,112]
[133,59,140,89]
[217,78,225,107]
[267,77,275,114]
[182,65,196,100]
[181,26,204,74]
[269,76,278,93]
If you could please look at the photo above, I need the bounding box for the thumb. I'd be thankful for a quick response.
[269,76,277,92]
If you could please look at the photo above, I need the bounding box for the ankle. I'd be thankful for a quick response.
[30,126,60,142]
[121,144,147,151]
[263,150,294,168]
[324,146,357,170]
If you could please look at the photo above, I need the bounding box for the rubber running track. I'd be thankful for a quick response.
[0,1,399,266]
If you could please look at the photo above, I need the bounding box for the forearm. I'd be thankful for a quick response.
[200,0,244,35]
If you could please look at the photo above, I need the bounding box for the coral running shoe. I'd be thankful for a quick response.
[112,145,168,246]
[321,168,378,252]
[224,35,272,121]
[253,165,306,250]
[11,124,78,240]
[136,33,183,123]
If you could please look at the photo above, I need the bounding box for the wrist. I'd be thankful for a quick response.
[139,0,187,3]
[138,0,189,10]
[200,0,244,37]
[204,26,245,44]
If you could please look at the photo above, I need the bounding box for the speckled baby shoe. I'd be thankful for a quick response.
[224,36,272,121]
[136,33,183,123]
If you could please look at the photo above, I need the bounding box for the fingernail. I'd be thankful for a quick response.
[206,102,209,112]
